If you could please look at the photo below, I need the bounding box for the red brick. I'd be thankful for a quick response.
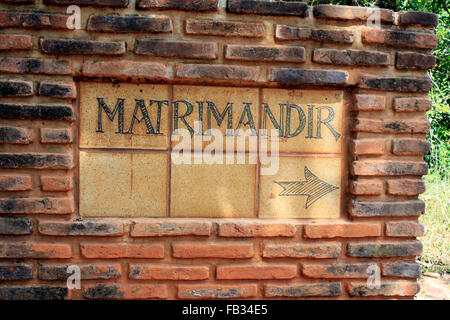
[0,153,73,169]
[227,0,308,17]
[362,28,437,49]
[270,68,348,85]
[314,49,389,66]
[396,52,436,70]
[386,221,425,237]
[82,60,168,80]
[0,79,33,97]
[226,44,305,63]
[0,11,70,29]
[178,284,257,299]
[185,19,265,38]
[347,241,422,257]
[392,138,431,156]
[262,243,340,259]
[382,262,421,278]
[0,57,72,75]
[176,63,259,82]
[359,74,432,93]
[87,14,172,33]
[0,126,32,144]
[40,128,72,144]
[348,281,419,297]
[40,175,72,192]
[275,24,354,43]
[131,220,212,237]
[39,221,123,236]
[352,160,428,176]
[387,179,425,196]
[304,223,381,239]
[39,263,121,280]
[350,179,383,195]
[129,264,209,280]
[351,200,425,217]
[393,97,432,113]
[172,242,253,259]
[137,0,218,11]
[303,262,374,278]
[81,243,164,259]
[0,34,32,50]
[353,118,430,134]
[134,39,217,59]
[0,242,71,259]
[83,283,168,299]
[398,11,438,28]
[38,81,76,99]
[217,264,297,280]
[353,139,385,155]
[0,175,32,191]
[44,0,128,7]
[0,197,74,214]
[40,39,126,56]
[354,94,386,111]
[218,221,296,237]
[313,4,394,23]
[265,282,341,297]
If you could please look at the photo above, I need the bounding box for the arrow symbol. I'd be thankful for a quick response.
[275,166,339,209]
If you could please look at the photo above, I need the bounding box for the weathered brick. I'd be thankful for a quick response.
[80,243,164,259]
[87,14,172,33]
[0,80,33,97]
[226,45,305,63]
[129,264,209,280]
[382,262,421,278]
[276,24,354,43]
[0,197,74,214]
[352,160,428,176]
[348,281,419,297]
[82,60,167,80]
[393,97,432,113]
[0,57,72,75]
[0,175,32,191]
[218,221,296,237]
[314,49,389,66]
[396,52,436,70]
[347,241,422,258]
[38,81,76,99]
[131,220,212,237]
[353,118,430,134]
[178,284,257,299]
[44,0,129,7]
[83,284,168,299]
[0,217,32,235]
[0,103,74,121]
[0,34,32,50]
[0,126,32,144]
[313,4,394,23]
[350,179,383,195]
[172,242,253,259]
[0,11,70,29]
[0,242,72,259]
[353,139,385,155]
[270,68,348,85]
[217,264,297,280]
[137,0,218,11]
[304,223,381,239]
[185,19,265,38]
[39,221,123,236]
[359,74,432,93]
[362,28,437,49]
[0,153,73,169]
[0,0,34,4]
[387,179,426,196]
[354,94,386,111]
[0,264,32,280]
[398,11,438,28]
[265,282,341,297]
[227,0,308,17]
[303,263,374,278]
[40,175,72,192]
[0,286,68,300]
[262,243,340,259]
[40,128,72,144]
[351,200,425,217]
[386,221,425,237]
[176,63,259,82]
[392,138,431,156]
[38,263,121,280]
[134,39,217,59]
[40,39,126,56]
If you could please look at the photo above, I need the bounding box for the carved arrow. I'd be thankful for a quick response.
[275,166,339,209]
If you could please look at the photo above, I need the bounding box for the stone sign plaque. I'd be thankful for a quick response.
[79,82,343,218]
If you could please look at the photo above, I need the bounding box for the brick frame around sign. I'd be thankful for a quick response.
[0,0,435,300]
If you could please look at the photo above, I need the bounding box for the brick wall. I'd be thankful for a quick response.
[0,0,436,299]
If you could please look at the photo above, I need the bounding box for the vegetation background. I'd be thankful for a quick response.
[273,0,450,275]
